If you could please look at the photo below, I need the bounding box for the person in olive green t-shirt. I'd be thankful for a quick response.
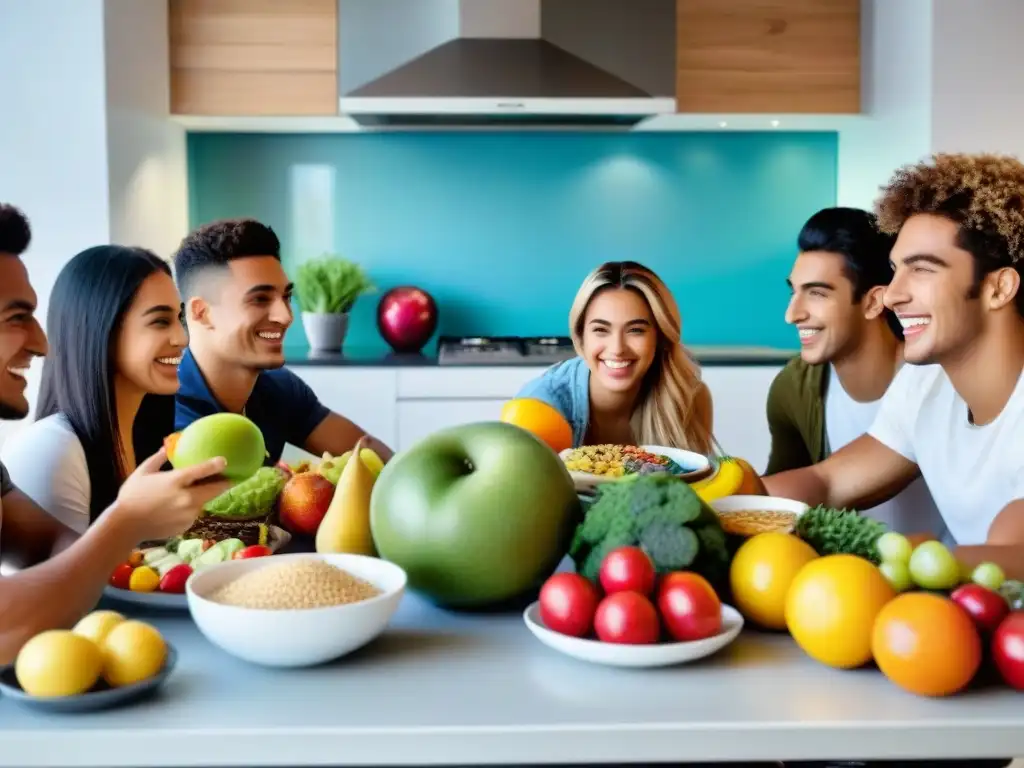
[765,207,946,540]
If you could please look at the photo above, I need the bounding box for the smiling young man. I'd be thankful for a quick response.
[765,207,945,539]
[763,153,1024,583]
[172,218,394,466]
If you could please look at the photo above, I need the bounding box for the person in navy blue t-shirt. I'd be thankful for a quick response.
[171,218,394,467]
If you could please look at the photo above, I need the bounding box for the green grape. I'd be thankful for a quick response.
[971,562,1006,591]
[879,560,913,592]
[876,532,913,565]
[908,541,960,590]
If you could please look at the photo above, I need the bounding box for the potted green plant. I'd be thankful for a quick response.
[294,255,375,351]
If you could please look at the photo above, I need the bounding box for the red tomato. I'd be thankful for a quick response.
[233,545,273,560]
[594,591,660,645]
[599,546,656,596]
[539,573,599,637]
[657,571,722,642]
[992,611,1024,691]
[109,563,134,590]
[158,563,193,594]
[951,584,1010,634]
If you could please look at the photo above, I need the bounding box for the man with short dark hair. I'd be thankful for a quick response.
[172,217,393,466]
[765,207,944,539]
[765,154,1024,583]
[0,203,231,664]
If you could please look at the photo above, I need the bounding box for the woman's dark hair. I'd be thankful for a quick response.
[36,245,178,521]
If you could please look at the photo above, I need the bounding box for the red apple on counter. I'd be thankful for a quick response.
[277,472,335,536]
[992,611,1024,691]
[377,286,438,353]
[951,583,1010,634]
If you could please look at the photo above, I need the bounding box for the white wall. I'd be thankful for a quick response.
[0,0,188,445]
[930,0,1024,156]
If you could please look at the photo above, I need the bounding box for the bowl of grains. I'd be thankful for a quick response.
[186,553,407,667]
[710,495,810,538]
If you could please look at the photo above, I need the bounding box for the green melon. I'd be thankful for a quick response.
[167,413,266,482]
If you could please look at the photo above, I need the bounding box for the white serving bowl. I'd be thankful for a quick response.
[186,552,407,668]
[710,495,810,535]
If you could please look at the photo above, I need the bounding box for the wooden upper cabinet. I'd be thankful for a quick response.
[675,0,861,114]
[169,0,339,116]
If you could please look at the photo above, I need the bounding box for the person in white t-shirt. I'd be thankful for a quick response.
[765,207,946,541]
[0,202,233,665]
[764,153,1024,582]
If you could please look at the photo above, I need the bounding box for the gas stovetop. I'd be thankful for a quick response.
[437,336,576,365]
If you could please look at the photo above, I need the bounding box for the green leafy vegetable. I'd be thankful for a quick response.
[569,474,730,591]
[794,505,888,563]
[203,466,288,520]
[294,256,375,314]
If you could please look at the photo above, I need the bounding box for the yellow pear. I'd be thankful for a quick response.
[315,436,378,556]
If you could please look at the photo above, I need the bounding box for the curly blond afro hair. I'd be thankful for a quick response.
[874,153,1024,265]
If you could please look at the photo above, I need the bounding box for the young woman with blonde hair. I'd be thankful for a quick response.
[517,261,714,453]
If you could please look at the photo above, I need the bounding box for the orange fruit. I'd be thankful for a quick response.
[871,592,982,697]
[785,554,895,669]
[163,431,181,461]
[499,398,573,454]
[728,532,819,630]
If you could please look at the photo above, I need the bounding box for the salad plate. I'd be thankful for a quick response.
[559,444,713,492]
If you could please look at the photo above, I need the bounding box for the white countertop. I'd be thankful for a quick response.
[1,582,1022,767]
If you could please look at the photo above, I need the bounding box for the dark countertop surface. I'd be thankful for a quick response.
[284,345,798,368]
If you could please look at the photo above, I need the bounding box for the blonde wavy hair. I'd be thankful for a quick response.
[569,261,714,454]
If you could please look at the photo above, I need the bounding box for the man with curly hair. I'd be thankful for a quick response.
[764,153,1024,586]
[172,218,394,467]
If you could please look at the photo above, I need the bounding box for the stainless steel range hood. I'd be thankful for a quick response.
[340,38,674,129]
[337,0,677,130]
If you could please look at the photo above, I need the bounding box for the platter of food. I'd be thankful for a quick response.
[525,545,743,668]
[559,444,713,492]
[0,613,176,712]
[103,526,292,610]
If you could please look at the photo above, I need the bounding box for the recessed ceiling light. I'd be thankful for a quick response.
[770,119,780,128]
[718,121,728,128]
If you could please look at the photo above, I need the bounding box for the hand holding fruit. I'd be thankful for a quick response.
[110,447,234,542]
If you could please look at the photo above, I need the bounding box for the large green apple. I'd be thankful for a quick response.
[370,421,581,608]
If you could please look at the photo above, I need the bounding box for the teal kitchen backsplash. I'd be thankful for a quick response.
[187,130,838,350]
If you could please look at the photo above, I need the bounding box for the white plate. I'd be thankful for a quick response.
[523,601,744,668]
[102,586,188,611]
[559,444,713,492]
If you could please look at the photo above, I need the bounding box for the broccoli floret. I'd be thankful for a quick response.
[567,474,730,590]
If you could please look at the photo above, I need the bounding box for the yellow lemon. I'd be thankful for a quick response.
[15,630,102,697]
[729,532,819,629]
[72,610,125,646]
[101,620,168,687]
[785,553,896,669]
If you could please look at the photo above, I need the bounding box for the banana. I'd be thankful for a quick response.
[692,456,761,503]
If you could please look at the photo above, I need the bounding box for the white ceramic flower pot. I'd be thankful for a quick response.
[302,312,349,352]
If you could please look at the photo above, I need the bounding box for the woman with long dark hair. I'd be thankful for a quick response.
[1,245,185,536]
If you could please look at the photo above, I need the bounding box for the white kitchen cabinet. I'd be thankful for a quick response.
[396,399,509,451]
[285,367,399,463]
[701,366,782,474]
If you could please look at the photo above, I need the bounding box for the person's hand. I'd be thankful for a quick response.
[108,447,234,542]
